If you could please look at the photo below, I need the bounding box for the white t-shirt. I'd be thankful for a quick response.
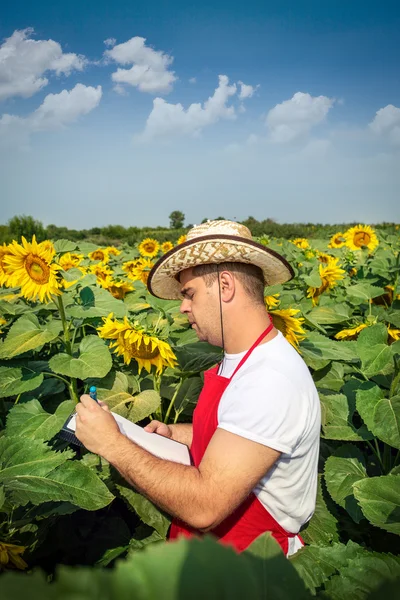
[217,330,321,535]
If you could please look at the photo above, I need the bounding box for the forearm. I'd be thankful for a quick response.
[169,423,193,446]
[103,433,211,529]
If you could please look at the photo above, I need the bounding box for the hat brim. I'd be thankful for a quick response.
[147,234,294,300]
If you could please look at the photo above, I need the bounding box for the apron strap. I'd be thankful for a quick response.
[230,317,274,380]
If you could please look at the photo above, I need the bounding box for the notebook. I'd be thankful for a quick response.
[61,412,191,466]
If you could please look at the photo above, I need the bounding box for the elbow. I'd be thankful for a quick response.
[184,510,218,532]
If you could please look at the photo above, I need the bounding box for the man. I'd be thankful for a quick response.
[75,220,320,556]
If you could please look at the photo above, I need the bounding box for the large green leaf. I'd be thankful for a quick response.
[300,476,340,545]
[356,384,400,449]
[0,364,43,398]
[54,239,78,253]
[128,390,161,423]
[307,303,352,325]
[290,541,365,594]
[353,475,400,535]
[67,286,127,319]
[0,436,114,510]
[49,335,112,379]
[324,444,367,523]
[347,283,386,301]
[320,393,373,441]
[300,331,358,362]
[6,399,74,441]
[173,343,222,374]
[116,483,170,538]
[0,314,62,359]
[314,362,353,393]
[357,323,394,377]
[323,553,400,599]
[0,436,71,483]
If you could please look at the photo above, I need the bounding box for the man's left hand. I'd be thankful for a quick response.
[75,395,122,456]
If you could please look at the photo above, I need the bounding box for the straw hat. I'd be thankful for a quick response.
[147,220,294,300]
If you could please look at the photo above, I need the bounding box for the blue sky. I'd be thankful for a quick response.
[1,0,399,228]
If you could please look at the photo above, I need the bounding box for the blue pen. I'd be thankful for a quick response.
[89,386,98,402]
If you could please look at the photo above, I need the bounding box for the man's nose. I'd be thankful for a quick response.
[180,299,190,314]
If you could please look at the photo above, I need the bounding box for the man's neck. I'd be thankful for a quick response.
[222,311,277,354]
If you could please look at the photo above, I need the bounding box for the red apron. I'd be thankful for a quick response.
[169,323,299,555]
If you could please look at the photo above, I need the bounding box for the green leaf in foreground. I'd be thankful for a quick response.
[324,444,367,523]
[353,474,400,535]
[290,541,365,594]
[307,303,352,325]
[116,483,170,538]
[6,399,74,441]
[356,384,400,449]
[357,323,394,377]
[320,393,372,441]
[300,476,340,545]
[347,283,386,301]
[323,553,400,600]
[0,313,62,359]
[300,331,358,362]
[0,436,114,510]
[0,364,43,398]
[49,334,112,379]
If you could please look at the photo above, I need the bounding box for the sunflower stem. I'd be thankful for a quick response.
[56,295,79,405]
[164,377,186,424]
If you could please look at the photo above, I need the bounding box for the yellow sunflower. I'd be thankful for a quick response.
[122,259,143,277]
[99,277,135,299]
[98,314,177,374]
[105,246,121,256]
[304,250,316,260]
[0,243,12,287]
[291,238,310,250]
[344,225,379,252]
[161,241,174,254]
[335,323,369,340]
[264,294,280,310]
[317,252,333,264]
[59,252,84,271]
[388,328,400,343]
[176,235,187,245]
[138,238,160,258]
[328,232,346,248]
[89,263,113,282]
[3,236,62,303]
[89,248,110,263]
[38,240,56,259]
[127,258,154,285]
[0,540,28,570]
[269,308,306,348]
[348,267,358,277]
[307,257,345,306]
[0,316,7,333]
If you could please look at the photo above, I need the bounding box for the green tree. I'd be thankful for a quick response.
[169,211,185,229]
[8,215,46,242]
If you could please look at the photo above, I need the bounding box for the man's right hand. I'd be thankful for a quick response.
[144,420,173,439]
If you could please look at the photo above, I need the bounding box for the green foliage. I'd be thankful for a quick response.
[7,215,47,242]
[168,210,185,229]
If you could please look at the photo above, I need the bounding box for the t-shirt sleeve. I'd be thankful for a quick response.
[217,369,305,455]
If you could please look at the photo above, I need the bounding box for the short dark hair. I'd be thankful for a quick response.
[192,262,265,305]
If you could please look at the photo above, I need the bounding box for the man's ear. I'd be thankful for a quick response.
[219,271,235,301]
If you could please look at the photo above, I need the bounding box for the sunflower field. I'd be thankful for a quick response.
[0,224,400,599]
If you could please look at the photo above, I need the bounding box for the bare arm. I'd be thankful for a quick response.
[144,420,193,447]
[75,397,279,531]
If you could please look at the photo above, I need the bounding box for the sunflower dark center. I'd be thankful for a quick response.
[25,253,50,284]
[354,232,371,247]
[92,251,106,260]
[271,314,287,336]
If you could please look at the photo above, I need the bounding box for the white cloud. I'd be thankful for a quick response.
[0,84,102,148]
[369,104,400,144]
[104,36,176,94]
[136,75,237,141]
[238,81,259,100]
[0,28,86,101]
[104,38,116,48]
[189,77,197,84]
[266,92,335,143]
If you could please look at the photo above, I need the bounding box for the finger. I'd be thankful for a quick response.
[80,394,98,409]
[144,420,162,432]
[99,401,110,412]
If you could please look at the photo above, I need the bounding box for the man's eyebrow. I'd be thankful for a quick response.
[180,286,194,298]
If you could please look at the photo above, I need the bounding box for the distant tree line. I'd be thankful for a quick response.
[0,213,397,246]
